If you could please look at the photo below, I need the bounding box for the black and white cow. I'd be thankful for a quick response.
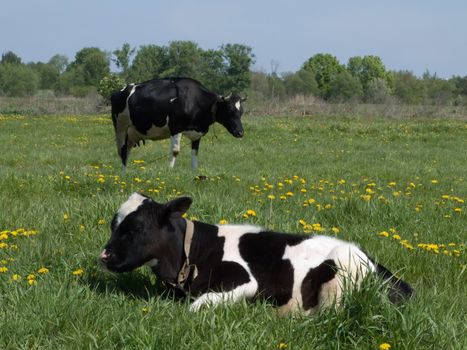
[110,78,246,170]
[99,193,413,313]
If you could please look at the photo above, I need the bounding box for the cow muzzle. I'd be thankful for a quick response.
[233,129,244,138]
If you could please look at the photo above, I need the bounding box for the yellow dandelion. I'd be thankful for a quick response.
[392,234,401,240]
[63,213,70,221]
[286,191,294,197]
[454,208,462,213]
[219,219,228,225]
[28,279,37,286]
[98,219,106,225]
[331,227,340,234]
[27,274,36,280]
[0,242,8,249]
[141,307,150,314]
[0,266,8,273]
[431,179,438,184]
[246,209,257,217]
[38,267,49,274]
[12,274,21,281]
[72,268,84,276]
[267,194,276,200]
[379,343,391,350]
[378,231,389,238]
[278,343,288,349]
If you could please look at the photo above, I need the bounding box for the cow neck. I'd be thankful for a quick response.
[210,101,218,122]
[167,218,198,291]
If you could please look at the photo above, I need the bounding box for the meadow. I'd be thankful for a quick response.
[0,113,465,349]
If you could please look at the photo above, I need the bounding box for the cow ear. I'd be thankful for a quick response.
[164,196,192,218]
[217,95,225,102]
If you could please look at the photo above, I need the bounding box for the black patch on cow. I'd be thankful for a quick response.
[301,259,338,311]
[185,221,227,296]
[239,232,306,306]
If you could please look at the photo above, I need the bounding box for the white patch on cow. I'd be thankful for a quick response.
[189,224,261,312]
[145,258,159,267]
[190,279,258,312]
[217,224,261,269]
[116,192,146,227]
[234,101,241,111]
[283,235,375,310]
[182,130,204,141]
[191,149,198,169]
[169,133,182,168]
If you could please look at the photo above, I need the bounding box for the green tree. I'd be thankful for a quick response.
[365,78,392,104]
[70,47,110,86]
[199,49,225,92]
[303,53,345,99]
[327,70,363,102]
[48,54,68,74]
[347,55,392,93]
[221,43,254,93]
[112,43,135,80]
[422,71,456,105]
[393,71,425,104]
[128,45,168,82]
[29,62,60,90]
[0,63,39,96]
[1,51,22,65]
[283,69,319,97]
[162,41,203,78]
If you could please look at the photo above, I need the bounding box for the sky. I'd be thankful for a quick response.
[1,0,466,78]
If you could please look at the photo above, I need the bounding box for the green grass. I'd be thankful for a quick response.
[0,114,466,349]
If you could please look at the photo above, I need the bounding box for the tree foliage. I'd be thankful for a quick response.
[303,53,345,99]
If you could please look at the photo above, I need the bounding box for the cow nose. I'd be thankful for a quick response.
[99,250,110,263]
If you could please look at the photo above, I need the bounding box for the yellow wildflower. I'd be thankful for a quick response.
[267,195,276,200]
[12,274,21,281]
[98,219,106,225]
[378,231,389,238]
[379,343,391,350]
[246,209,256,217]
[0,267,8,273]
[72,268,84,276]
[63,213,70,221]
[38,267,49,274]
[28,279,37,286]
[219,219,228,225]
[331,227,340,234]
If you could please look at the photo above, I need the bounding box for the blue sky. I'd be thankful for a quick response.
[1,0,466,78]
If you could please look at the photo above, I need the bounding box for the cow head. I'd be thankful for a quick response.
[99,193,192,278]
[215,94,246,138]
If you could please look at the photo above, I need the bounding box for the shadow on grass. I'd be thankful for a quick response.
[80,264,186,303]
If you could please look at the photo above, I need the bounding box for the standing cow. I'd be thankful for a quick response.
[110,78,246,171]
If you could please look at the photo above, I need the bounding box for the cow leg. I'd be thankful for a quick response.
[191,139,200,169]
[169,133,182,168]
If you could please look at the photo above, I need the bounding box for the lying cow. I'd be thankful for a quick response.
[99,193,413,313]
[110,78,246,171]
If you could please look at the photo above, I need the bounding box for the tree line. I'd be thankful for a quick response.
[1,42,466,106]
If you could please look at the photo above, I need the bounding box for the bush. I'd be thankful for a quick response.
[0,63,40,97]
[365,78,392,104]
[98,74,125,102]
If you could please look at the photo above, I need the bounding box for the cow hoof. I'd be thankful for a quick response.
[194,175,208,181]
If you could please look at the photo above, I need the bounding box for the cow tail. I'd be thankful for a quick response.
[375,263,414,303]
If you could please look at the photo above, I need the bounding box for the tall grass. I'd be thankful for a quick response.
[0,114,465,349]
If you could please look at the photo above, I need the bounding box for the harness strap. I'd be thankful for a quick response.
[175,219,198,288]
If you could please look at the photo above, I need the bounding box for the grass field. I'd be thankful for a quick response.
[0,113,466,349]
